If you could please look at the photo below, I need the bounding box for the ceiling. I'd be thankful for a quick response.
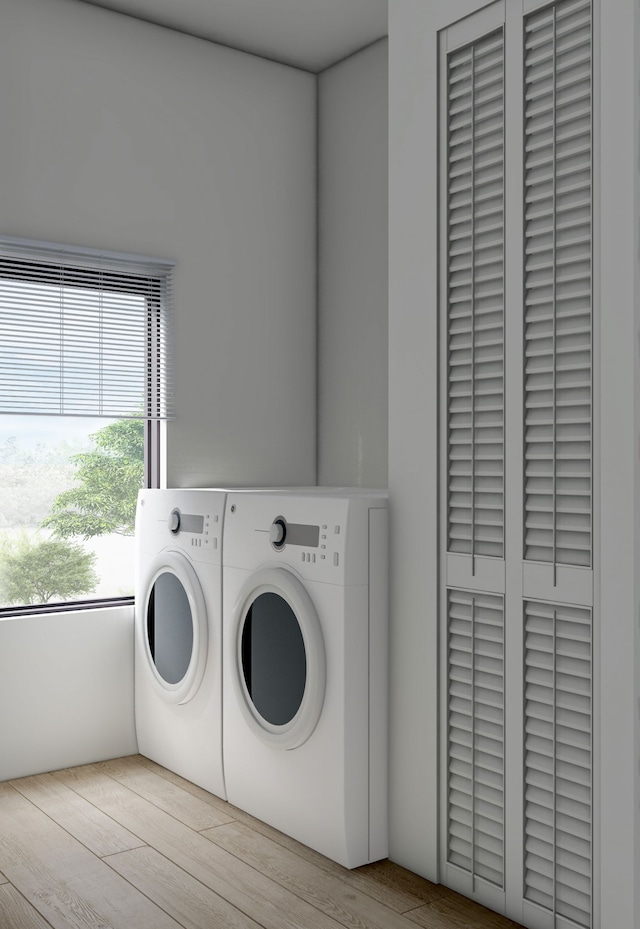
[76,0,388,73]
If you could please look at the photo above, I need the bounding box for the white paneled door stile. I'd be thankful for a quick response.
[439,1,594,928]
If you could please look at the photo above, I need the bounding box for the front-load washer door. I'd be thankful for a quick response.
[140,551,208,705]
[232,567,326,750]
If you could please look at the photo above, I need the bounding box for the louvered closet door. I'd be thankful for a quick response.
[442,0,506,602]
[439,1,595,927]
[522,0,593,609]
[446,590,505,896]
[520,2,594,927]
[439,1,507,912]
[523,600,593,929]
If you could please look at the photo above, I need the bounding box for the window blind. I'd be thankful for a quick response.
[0,238,174,420]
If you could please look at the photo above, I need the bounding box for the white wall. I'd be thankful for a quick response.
[0,0,317,489]
[0,608,137,780]
[317,40,388,488]
[599,1,640,926]
[388,0,440,878]
[0,0,316,778]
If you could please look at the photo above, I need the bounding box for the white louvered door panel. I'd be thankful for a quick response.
[440,9,507,913]
[523,600,593,929]
[444,7,506,596]
[446,589,505,900]
[522,0,593,608]
[439,2,596,927]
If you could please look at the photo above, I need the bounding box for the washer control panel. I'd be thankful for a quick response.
[224,491,387,583]
[167,508,219,552]
[269,517,320,552]
[169,508,206,537]
[135,490,226,565]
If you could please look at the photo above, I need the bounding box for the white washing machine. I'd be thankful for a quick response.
[135,488,226,798]
[222,490,389,868]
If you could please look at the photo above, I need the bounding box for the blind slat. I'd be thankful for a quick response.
[0,238,175,420]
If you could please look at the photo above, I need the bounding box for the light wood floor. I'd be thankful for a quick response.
[0,754,525,929]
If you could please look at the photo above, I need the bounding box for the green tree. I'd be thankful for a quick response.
[42,419,144,539]
[0,534,98,605]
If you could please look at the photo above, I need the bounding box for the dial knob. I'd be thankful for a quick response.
[169,508,181,534]
[269,518,286,548]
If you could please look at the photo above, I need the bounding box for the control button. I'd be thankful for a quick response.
[213,538,218,549]
[301,552,305,562]
[269,518,286,549]
[322,524,327,530]
[169,509,181,534]
[321,544,326,550]
[334,552,339,566]
[334,525,340,535]
[321,554,326,560]
[312,554,316,563]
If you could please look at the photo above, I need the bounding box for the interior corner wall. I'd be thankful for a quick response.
[0,0,317,490]
[0,0,316,780]
[317,40,388,489]
[388,0,440,879]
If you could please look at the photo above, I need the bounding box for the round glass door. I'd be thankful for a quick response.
[141,552,208,705]
[241,592,306,726]
[233,567,326,749]
[147,571,193,685]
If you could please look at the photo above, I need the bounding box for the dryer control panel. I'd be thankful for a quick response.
[136,489,226,565]
[224,491,387,585]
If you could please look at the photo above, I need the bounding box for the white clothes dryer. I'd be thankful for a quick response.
[135,488,226,798]
[222,490,389,868]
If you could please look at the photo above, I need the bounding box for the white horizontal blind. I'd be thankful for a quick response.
[446,26,505,562]
[523,599,592,928]
[0,238,174,419]
[523,0,592,569]
[447,589,505,889]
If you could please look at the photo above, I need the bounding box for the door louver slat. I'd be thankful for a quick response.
[447,589,505,889]
[446,27,505,561]
[524,599,592,928]
[523,0,592,569]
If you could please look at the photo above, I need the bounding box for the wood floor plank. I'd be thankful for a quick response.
[141,755,438,914]
[0,782,182,929]
[98,755,234,830]
[404,891,515,929]
[0,883,54,929]
[356,860,447,910]
[202,819,424,929]
[54,764,347,929]
[106,845,264,929]
[9,772,146,858]
[0,757,528,929]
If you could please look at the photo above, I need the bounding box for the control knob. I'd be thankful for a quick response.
[269,518,286,549]
[169,509,181,534]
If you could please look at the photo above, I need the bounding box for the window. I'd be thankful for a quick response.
[0,237,174,611]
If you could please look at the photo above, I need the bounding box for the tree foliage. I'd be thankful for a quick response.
[42,419,144,539]
[0,534,98,605]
